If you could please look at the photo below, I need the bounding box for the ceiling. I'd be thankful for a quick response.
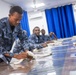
[2,0,76,12]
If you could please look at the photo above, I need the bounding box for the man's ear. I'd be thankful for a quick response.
[9,13,13,17]
[9,14,11,17]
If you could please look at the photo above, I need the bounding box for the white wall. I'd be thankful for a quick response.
[73,10,76,23]
[27,11,48,35]
[73,4,76,23]
[0,0,11,19]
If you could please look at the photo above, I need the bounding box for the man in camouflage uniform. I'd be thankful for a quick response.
[41,29,50,42]
[49,32,57,40]
[29,26,47,49]
[0,6,32,64]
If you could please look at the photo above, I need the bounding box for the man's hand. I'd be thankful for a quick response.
[14,51,35,60]
[46,41,54,44]
[4,51,28,59]
[50,32,54,36]
[27,51,35,60]
[4,50,35,60]
[14,52,28,59]
[41,43,47,47]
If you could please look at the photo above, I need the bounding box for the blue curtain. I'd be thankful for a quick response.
[21,10,30,36]
[45,4,76,38]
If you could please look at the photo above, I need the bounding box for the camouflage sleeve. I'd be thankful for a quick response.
[0,22,11,54]
[10,39,25,54]
[0,20,14,58]
[17,25,29,50]
[47,35,50,41]
[0,22,6,53]
[28,36,43,49]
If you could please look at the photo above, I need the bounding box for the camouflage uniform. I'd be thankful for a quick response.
[29,34,44,49]
[0,17,29,63]
[41,35,50,42]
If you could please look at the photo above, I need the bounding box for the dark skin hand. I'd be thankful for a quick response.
[41,43,48,47]
[50,32,57,40]
[45,41,54,44]
[4,52,27,59]
[4,50,34,60]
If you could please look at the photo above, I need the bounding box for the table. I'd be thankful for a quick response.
[0,37,76,75]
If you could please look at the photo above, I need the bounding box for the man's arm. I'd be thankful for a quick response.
[4,38,34,60]
[29,35,47,49]
[4,51,28,59]
[50,32,57,40]
[17,25,30,51]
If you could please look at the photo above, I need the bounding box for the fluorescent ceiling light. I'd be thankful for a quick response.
[31,3,45,8]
